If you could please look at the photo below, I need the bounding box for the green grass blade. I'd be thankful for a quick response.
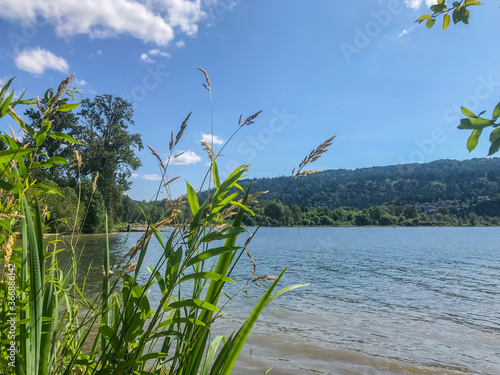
[183,185,251,374]
[22,196,43,375]
[20,215,29,375]
[201,336,224,375]
[102,213,110,351]
[39,247,57,375]
[218,267,307,375]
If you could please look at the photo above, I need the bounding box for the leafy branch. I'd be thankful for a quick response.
[416,0,483,30]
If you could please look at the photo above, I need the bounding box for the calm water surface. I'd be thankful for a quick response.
[72,227,500,375]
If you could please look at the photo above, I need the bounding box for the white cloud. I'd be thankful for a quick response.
[0,0,224,46]
[404,0,437,9]
[176,40,186,48]
[142,174,162,181]
[140,48,170,63]
[200,133,224,145]
[131,173,139,178]
[398,24,419,38]
[14,47,69,74]
[169,150,201,165]
[74,78,87,86]
[140,53,155,63]
[149,48,170,58]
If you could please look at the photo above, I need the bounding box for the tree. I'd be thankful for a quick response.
[76,95,143,225]
[24,102,81,185]
[418,1,500,155]
[403,204,419,219]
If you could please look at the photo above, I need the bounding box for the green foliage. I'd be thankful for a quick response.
[416,0,482,30]
[0,75,86,375]
[80,177,106,233]
[23,101,80,186]
[39,181,83,233]
[76,95,143,225]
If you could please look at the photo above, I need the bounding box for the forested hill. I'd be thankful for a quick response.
[240,158,500,209]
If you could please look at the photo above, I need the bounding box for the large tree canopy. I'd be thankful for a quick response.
[76,95,143,224]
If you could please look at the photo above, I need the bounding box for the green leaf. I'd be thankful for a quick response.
[140,352,168,362]
[0,179,14,190]
[488,137,500,156]
[218,267,308,375]
[489,128,500,143]
[0,77,15,103]
[201,336,224,375]
[230,201,255,216]
[443,13,451,29]
[416,14,431,23]
[454,6,467,23]
[57,102,80,112]
[147,265,166,296]
[186,181,200,216]
[0,148,36,164]
[462,9,470,23]
[212,159,221,189]
[492,102,500,119]
[185,246,240,268]
[36,132,47,147]
[179,272,235,284]
[431,3,447,13]
[169,299,222,313]
[34,183,64,197]
[48,132,84,145]
[458,117,492,129]
[0,90,14,117]
[46,156,67,165]
[426,18,436,28]
[461,106,477,118]
[199,227,246,243]
[98,324,115,340]
[467,129,482,152]
[22,196,45,375]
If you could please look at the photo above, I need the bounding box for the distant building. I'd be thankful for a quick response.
[421,202,438,215]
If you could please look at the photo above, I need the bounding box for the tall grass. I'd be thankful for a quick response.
[0,72,334,374]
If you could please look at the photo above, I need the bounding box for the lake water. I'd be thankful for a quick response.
[71,227,500,375]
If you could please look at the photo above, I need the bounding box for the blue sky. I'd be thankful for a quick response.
[1,0,500,200]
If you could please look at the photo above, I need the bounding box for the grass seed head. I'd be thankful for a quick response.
[8,126,17,142]
[241,110,263,127]
[175,112,192,146]
[71,150,82,168]
[53,73,75,105]
[297,135,337,171]
[148,145,166,171]
[92,172,99,193]
[196,67,211,88]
